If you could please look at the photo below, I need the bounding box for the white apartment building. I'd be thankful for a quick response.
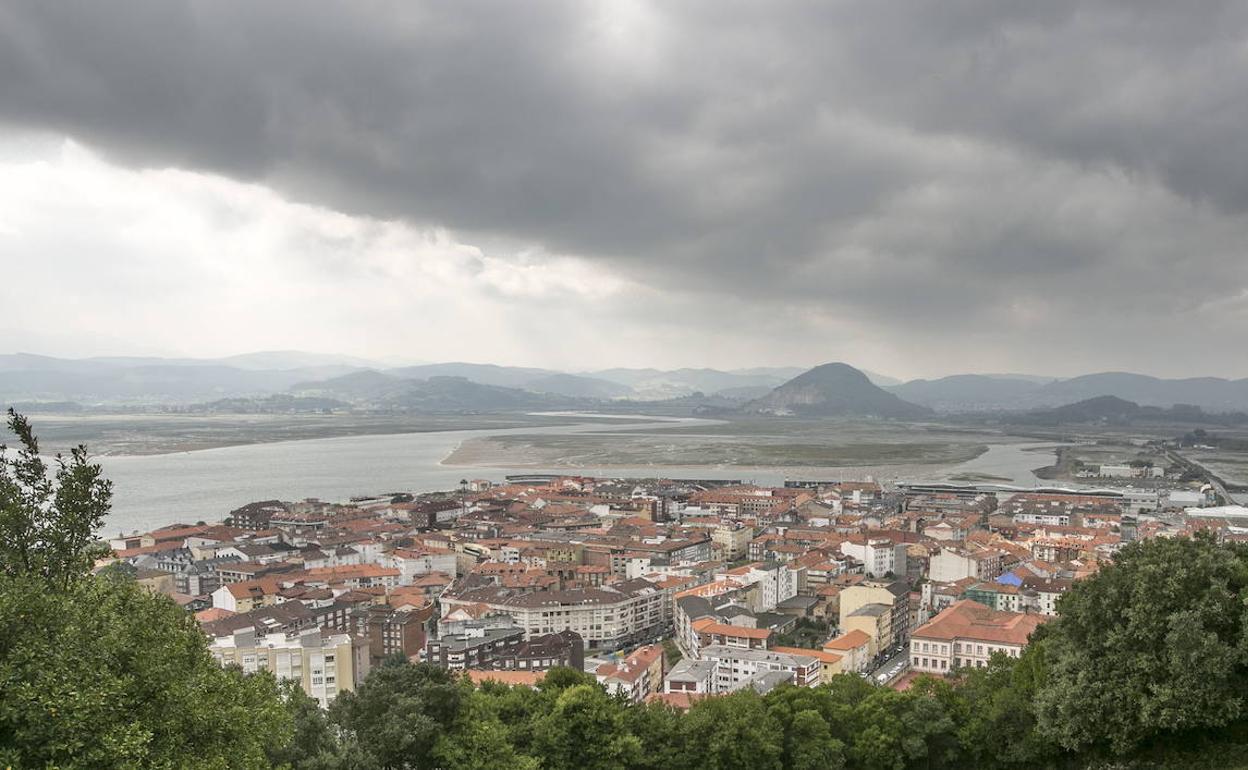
[737,562,799,612]
[664,657,716,695]
[840,538,907,578]
[386,548,459,584]
[210,627,370,708]
[928,547,1005,583]
[1012,511,1071,527]
[700,645,821,693]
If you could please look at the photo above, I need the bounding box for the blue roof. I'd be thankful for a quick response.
[996,571,1023,586]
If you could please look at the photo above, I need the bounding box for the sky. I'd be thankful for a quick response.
[2,1,1247,381]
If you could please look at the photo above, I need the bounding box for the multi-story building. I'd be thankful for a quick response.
[842,603,892,656]
[424,624,526,669]
[699,645,821,693]
[173,556,240,597]
[209,627,370,708]
[963,582,1026,613]
[386,548,460,584]
[823,629,872,673]
[712,523,753,561]
[351,604,434,664]
[490,630,584,672]
[211,577,283,613]
[839,538,907,578]
[928,546,1005,583]
[1016,574,1073,616]
[439,578,665,651]
[595,643,664,703]
[423,622,583,671]
[224,500,288,531]
[838,580,911,648]
[909,600,1047,675]
[690,618,772,652]
[771,645,843,681]
[1012,511,1072,527]
[664,657,716,695]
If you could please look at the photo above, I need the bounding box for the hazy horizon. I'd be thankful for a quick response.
[7,347,1248,384]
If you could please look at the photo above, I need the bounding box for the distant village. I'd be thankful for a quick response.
[100,472,1244,709]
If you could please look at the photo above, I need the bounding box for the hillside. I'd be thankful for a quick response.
[292,371,578,411]
[1012,395,1248,427]
[1036,372,1248,411]
[521,373,632,399]
[587,367,795,399]
[887,374,1043,411]
[744,363,933,419]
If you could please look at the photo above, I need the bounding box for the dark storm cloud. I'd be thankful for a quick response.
[2,0,1248,374]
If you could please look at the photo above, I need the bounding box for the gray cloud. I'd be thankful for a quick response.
[1,0,1247,376]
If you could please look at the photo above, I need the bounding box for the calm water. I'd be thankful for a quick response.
[95,419,1055,536]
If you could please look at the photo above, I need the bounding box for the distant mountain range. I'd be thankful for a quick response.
[0,353,798,406]
[0,353,363,404]
[885,372,1248,413]
[4,351,1248,415]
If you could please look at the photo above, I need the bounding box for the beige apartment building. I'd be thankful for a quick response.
[210,627,371,708]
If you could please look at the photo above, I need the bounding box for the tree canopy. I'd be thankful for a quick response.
[0,411,293,768]
[0,408,113,589]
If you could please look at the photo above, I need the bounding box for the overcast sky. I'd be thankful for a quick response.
[2,1,1247,380]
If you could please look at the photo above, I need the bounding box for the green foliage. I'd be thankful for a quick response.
[0,412,294,768]
[0,408,113,589]
[682,690,783,770]
[327,658,462,770]
[0,572,292,769]
[532,683,644,769]
[1034,535,1248,757]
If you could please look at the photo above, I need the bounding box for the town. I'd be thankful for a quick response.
[99,471,1242,709]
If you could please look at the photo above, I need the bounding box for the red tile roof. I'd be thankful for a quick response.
[913,600,1048,647]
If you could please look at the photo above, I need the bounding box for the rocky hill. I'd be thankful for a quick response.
[744,362,933,419]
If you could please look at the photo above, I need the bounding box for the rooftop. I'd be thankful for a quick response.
[913,599,1048,646]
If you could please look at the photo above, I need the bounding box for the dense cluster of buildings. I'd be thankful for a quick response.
[99,473,1219,707]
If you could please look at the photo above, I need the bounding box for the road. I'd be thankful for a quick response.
[867,648,911,685]
[1166,449,1234,504]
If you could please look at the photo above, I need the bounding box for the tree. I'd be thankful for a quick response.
[0,408,112,589]
[530,683,642,770]
[0,571,292,768]
[681,690,783,770]
[785,708,846,770]
[434,684,540,770]
[622,699,689,770]
[267,681,345,769]
[1034,534,1248,756]
[327,657,462,770]
[0,413,294,768]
